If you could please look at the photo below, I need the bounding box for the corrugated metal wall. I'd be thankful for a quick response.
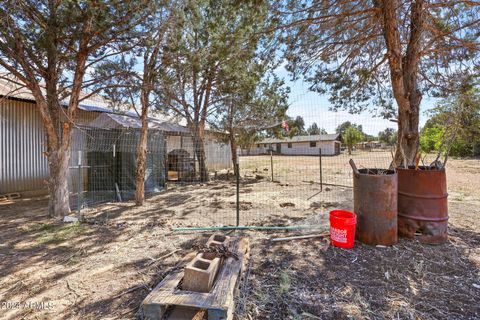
[205,135,232,170]
[0,98,231,195]
[0,99,49,193]
[0,102,101,194]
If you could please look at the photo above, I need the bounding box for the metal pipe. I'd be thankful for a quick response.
[236,162,240,227]
[319,148,323,192]
[77,150,82,218]
[271,233,329,242]
[270,150,274,181]
[173,225,316,232]
[306,181,353,189]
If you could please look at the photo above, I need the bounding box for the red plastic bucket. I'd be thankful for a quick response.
[329,210,357,248]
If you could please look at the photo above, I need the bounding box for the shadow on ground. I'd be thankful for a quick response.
[242,226,480,320]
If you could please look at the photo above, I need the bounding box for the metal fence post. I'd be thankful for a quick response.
[319,148,323,192]
[77,150,83,219]
[270,150,274,182]
[236,154,240,227]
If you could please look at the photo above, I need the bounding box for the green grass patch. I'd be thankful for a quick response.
[20,222,52,233]
[37,222,87,244]
[278,270,292,295]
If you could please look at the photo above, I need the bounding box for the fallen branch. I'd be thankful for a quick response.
[271,233,329,242]
[145,249,181,267]
[0,281,23,296]
[113,283,149,299]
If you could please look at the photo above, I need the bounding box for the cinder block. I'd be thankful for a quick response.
[206,233,230,248]
[182,253,221,293]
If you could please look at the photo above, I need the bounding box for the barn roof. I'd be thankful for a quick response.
[86,113,190,134]
[259,134,340,144]
[0,74,190,134]
[0,73,140,117]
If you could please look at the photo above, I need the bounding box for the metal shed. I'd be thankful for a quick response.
[0,76,232,200]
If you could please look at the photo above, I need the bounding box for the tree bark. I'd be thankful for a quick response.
[227,103,238,176]
[230,131,238,177]
[189,122,208,182]
[31,85,72,218]
[135,86,149,206]
[397,0,423,167]
[46,130,72,218]
[376,0,423,167]
[39,17,91,218]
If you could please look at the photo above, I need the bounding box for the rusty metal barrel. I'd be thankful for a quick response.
[397,166,448,244]
[353,169,398,246]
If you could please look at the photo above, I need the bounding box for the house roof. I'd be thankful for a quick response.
[259,134,340,144]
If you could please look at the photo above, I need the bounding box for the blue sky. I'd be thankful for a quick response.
[276,66,436,136]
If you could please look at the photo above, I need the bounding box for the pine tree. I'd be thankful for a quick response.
[0,0,151,217]
[279,0,479,165]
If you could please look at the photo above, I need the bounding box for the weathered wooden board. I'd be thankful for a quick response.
[142,237,250,320]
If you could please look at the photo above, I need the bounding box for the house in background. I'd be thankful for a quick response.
[241,134,341,156]
[356,141,386,150]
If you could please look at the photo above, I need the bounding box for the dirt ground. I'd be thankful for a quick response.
[0,153,479,319]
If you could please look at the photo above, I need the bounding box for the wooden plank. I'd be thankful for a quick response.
[231,238,251,319]
[143,251,197,319]
[167,306,206,320]
[208,238,249,310]
[143,237,250,320]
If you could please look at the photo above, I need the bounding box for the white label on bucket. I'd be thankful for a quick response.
[330,227,348,243]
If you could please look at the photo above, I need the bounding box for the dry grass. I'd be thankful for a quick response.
[0,153,478,319]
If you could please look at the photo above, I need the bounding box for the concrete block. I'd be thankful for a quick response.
[183,253,221,293]
[206,234,230,248]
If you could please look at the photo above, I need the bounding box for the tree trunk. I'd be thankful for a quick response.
[47,145,71,218]
[227,103,238,176]
[195,136,208,182]
[190,122,208,182]
[347,144,352,155]
[32,90,72,218]
[396,0,423,167]
[376,0,423,167]
[396,97,420,167]
[135,88,149,206]
[230,131,238,177]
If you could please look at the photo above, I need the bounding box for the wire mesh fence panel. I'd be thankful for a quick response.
[68,126,166,210]
[233,72,405,225]
[236,151,394,226]
[61,87,399,229]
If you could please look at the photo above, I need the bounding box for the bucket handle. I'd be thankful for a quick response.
[349,159,360,178]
